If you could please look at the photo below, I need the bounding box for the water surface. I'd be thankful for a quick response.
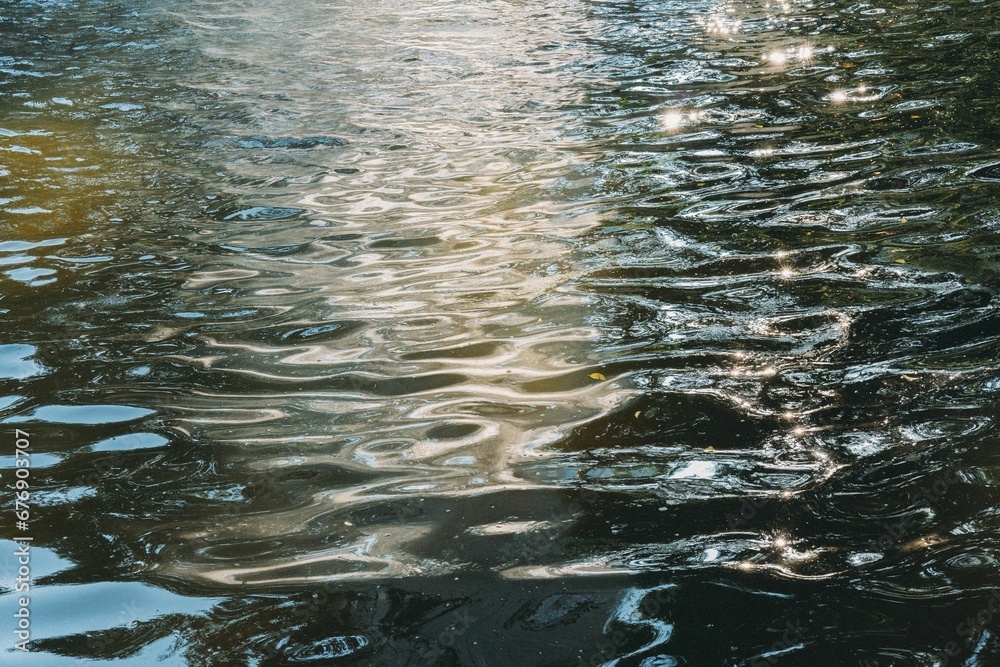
[3,0,1000,664]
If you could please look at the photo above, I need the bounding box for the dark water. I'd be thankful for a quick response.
[2,0,1000,664]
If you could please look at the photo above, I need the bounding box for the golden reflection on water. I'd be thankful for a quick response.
[0,122,126,237]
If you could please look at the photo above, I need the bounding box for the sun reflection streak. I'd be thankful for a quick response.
[765,50,788,67]
[829,84,882,104]
[702,13,743,36]
[763,43,820,69]
[661,108,704,132]
[662,110,685,130]
[829,89,848,104]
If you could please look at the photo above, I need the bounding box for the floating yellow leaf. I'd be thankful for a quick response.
[895,258,906,264]
[902,375,919,381]
[634,411,642,419]
[589,372,606,381]
[705,446,716,452]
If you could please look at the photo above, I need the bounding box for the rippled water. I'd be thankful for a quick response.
[3,0,1000,664]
